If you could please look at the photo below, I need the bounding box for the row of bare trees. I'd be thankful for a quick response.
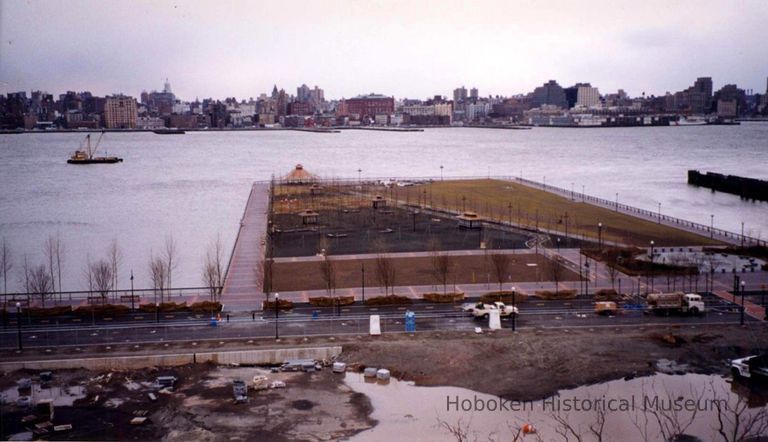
[1,233,226,306]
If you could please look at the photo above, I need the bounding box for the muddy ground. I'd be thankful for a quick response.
[2,323,767,440]
[339,323,768,401]
[1,363,374,441]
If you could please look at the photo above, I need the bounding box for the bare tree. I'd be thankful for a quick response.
[44,235,57,295]
[254,256,272,304]
[91,259,113,303]
[21,254,30,294]
[606,259,619,290]
[108,238,122,290]
[28,264,53,307]
[372,238,396,296]
[429,238,452,295]
[550,257,564,294]
[203,237,225,302]
[318,253,337,296]
[490,253,511,293]
[83,253,94,293]
[164,234,179,291]
[711,379,768,441]
[54,232,64,297]
[149,253,167,303]
[0,238,12,294]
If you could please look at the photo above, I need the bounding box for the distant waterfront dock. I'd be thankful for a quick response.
[221,183,270,311]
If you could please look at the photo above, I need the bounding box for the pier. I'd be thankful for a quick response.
[221,182,270,311]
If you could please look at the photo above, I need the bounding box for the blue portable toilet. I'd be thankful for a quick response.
[405,310,416,332]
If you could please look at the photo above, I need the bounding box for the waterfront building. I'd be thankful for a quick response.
[297,84,311,102]
[713,84,746,116]
[288,101,313,116]
[104,94,138,129]
[717,99,738,117]
[576,85,600,108]
[341,94,395,121]
[453,86,468,103]
[531,80,567,109]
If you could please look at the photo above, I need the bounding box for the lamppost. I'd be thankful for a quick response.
[357,168,362,187]
[741,222,745,248]
[615,193,619,211]
[440,165,444,181]
[274,293,280,339]
[571,182,574,201]
[657,202,661,224]
[16,302,22,352]
[598,222,603,250]
[710,214,714,239]
[649,241,655,293]
[130,270,135,312]
[582,184,585,202]
[511,286,517,332]
[361,264,365,304]
[740,281,745,326]
[155,302,160,323]
[584,260,590,296]
[557,237,561,251]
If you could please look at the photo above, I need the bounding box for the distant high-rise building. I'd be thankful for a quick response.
[576,85,600,108]
[163,78,173,94]
[104,94,138,129]
[713,84,746,116]
[470,87,478,100]
[531,80,567,109]
[297,84,311,102]
[453,86,467,103]
[271,85,279,100]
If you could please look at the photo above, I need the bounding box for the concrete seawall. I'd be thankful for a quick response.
[0,346,342,372]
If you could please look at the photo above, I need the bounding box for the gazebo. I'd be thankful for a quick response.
[284,164,317,185]
[457,211,483,229]
[298,209,320,225]
[372,195,388,209]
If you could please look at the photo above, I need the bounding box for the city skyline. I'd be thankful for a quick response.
[2,0,768,99]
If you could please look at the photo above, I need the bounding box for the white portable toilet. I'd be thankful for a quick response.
[488,309,501,330]
[376,368,391,381]
[369,315,381,335]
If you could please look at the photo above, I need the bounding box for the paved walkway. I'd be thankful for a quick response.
[221,183,270,311]
[712,290,766,320]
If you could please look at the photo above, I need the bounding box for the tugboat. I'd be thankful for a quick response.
[67,132,123,164]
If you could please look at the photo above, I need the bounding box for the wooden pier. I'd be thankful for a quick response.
[221,183,270,311]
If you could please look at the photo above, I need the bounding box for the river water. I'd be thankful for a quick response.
[0,125,766,291]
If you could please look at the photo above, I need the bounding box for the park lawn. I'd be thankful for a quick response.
[425,179,721,247]
[271,253,579,292]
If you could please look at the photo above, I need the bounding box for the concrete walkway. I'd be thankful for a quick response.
[221,183,270,311]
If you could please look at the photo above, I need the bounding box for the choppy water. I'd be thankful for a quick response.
[0,125,766,291]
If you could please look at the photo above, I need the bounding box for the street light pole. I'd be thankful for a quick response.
[598,222,603,250]
[710,214,714,239]
[740,281,745,326]
[657,202,661,224]
[741,222,745,248]
[130,270,135,312]
[615,193,619,211]
[440,165,444,181]
[274,293,280,339]
[511,286,516,332]
[155,302,160,323]
[16,302,22,352]
[649,241,655,293]
[361,264,365,304]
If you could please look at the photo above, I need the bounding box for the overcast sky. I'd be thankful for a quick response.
[1,0,767,100]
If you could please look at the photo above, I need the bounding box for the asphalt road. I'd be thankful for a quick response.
[0,293,756,350]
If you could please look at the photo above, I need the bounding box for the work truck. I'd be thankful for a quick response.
[463,301,519,319]
[646,292,705,315]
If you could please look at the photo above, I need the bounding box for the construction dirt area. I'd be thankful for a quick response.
[2,324,766,440]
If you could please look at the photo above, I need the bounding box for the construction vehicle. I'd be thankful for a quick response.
[465,302,519,319]
[646,292,705,315]
[594,301,618,315]
[731,355,768,382]
[233,379,248,403]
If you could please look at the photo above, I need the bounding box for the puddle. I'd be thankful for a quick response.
[345,372,768,441]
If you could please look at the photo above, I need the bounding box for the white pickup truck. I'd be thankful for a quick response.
[731,354,768,381]
[463,301,519,319]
